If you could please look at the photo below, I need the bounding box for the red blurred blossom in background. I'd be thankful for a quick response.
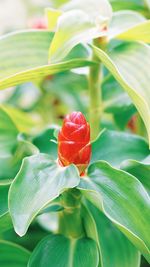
[127,115,137,133]
[58,112,92,175]
[28,17,47,29]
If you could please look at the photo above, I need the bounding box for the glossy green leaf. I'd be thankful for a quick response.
[28,234,99,267]
[0,184,9,216]
[113,108,136,130]
[92,42,150,145]
[121,158,150,196]
[83,201,141,267]
[0,240,30,267]
[0,31,94,90]
[0,106,18,180]
[91,130,149,167]
[33,127,58,158]
[9,154,80,236]
[0,184,12,233]
[102,74,135,113]
[108,11,145,39]
[78,161,150,262]
[0,212,13,233]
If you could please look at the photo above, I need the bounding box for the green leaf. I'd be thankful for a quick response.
[48,0,112,62]
[0,106,39,181]
[0,213,13,233]
[109,10,145,39]
[102,74,135,113]
[48,10,106,63]
[43,71,88,113]
[0,106,18,155]
[0,184,13,233]
[0,31,94,90]
[0,106,18,180]
[144,0,150,10]
[78,161,150,262]
[102,74,136,129]
[1,105,37,134]
[0,240,30,267]
[92,42,150,145]
[91,130,149,167]
[116,20,150,43]
[121,158,150,196]
[113,108,136,130]
[9,154,80,236]
[28,234,99,267]
[33,127,58,158]
[0,184,9,216]
[83,201,141,267]
[46,8,62,31]
[61,0,112,20]
[110,0,146,13]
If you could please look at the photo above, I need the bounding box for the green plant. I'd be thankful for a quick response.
[0,0,150,266]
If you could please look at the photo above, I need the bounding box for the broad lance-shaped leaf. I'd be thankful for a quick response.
[0,106,18,181]
[102,74,134,114]
[9,154,80,236]
[46,8,62,31]
[0,240,30,267]
[0,184,9,216]
[0,106,18,155]
[1,104,37,134]
[28,234,99,267]
[92,43,150,146]
[0,184,13,233]
[49,10,106,63]
[61,0,112,20]
[78,161,150,262]
[108,10,148,41]
[0,107,38,181]
[82,202,141,267]
[0,31,94,90]
[109,0,147,13]
[49,0,112,62]
[116,19,150,43]
[121,157,150,196]
[33,127,58,158]
[91,130,149,167]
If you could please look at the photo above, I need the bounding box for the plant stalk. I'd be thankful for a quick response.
[88,40,104,141]
[58,189,84,238]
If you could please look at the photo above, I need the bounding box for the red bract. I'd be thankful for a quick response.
[58,112,91,175]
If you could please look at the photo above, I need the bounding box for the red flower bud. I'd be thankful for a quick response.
[58,112,91,175]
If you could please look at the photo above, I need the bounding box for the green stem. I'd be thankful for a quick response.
[88,40,103,141]
[58,189,85,238]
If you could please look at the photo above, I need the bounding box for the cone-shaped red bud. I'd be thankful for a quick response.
[58,112,91,175]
